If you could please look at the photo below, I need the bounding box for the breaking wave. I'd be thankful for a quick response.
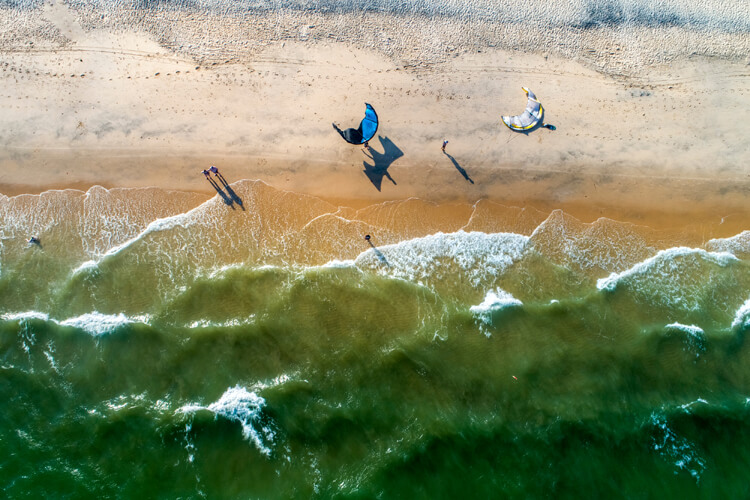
[179,386,275,456]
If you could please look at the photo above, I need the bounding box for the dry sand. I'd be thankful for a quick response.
[0,1,748,237]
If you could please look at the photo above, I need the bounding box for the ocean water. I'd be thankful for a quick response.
[1,181,748,497]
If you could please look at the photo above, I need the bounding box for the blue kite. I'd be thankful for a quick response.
[333,103,379,144]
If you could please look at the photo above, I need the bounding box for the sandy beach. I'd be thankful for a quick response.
[1,0,748,236]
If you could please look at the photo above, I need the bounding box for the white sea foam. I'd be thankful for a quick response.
[529,212,656,274]
[470,288,523,337]
[75,200,210,275]
[188,316,256,329]
[59,312,135,336]
[665,323,705,338]
[680,399,709,412]
[355,231,528,287]
[470,289,523,317]
[1,311,50,322]
[71,260,99,276]
[322,259,356,269]
[664,323,706,357]
[706,230,750,257]
[732,299,750,331]
[103,393,149,412]
[204,263,288,282]
[84,393,173,420]
[252,373,298,392]
[43,342,60,374]
[206,262,249,279]
[179,386,274,456]
[62,212,197,275]
[596,247,738,292]
[3,310,149,336]
[650,412,706,482]
[100,211,196,258]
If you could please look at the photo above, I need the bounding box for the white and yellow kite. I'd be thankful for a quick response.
[501,87,544,131]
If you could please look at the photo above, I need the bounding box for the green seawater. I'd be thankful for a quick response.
[1,184,749,498]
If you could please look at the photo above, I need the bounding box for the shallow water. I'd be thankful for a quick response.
[1,181,749,498]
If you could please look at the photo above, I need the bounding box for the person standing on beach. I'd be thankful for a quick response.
[202,169,211,179]
[442,140,448,152]
[209,165,229,186]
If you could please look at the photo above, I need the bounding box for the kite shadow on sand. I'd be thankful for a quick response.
[362,136,403,191]
[511,121,556,135]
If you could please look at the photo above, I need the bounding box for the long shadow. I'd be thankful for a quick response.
[207,177,235,209]
[367,240,390,267]
[217,174,245,211]
[362,136,403,191]
[444,152,474,184]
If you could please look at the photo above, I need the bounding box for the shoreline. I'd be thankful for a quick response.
[2,173,747,245]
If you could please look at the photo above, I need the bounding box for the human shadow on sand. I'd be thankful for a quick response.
[367,239,390,267]
[217,174,245,211]
[362,136,403,191]
[443,152,474,184]
[207,177,236,210]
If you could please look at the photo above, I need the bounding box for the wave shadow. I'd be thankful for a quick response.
[362,136,403,191]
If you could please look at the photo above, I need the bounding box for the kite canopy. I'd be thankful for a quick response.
[334,103,379,144]
[501,87,544,131]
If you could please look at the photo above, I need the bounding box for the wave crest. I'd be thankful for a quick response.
[179,386,275,456]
